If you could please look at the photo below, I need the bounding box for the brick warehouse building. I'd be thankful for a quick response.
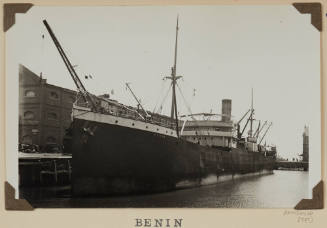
[19,64,76,147]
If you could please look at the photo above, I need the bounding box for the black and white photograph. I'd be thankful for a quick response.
[5,4,321,209]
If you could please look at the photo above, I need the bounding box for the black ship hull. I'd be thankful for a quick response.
[69,113,275,196]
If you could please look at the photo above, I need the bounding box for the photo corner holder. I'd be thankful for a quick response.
[2,1,324,211]
[5,182,34,210]
[3,2,34,211]
[292,2,322,31]
[3,3,33,32]
[292,1,323,210]
[295,180,324,210]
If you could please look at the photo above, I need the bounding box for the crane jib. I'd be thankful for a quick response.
[42,20,97,111]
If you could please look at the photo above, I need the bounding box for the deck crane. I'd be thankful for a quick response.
[42,20,97,111]
[259,122,272,145]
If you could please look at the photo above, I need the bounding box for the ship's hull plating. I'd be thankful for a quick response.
[71,117,275,196]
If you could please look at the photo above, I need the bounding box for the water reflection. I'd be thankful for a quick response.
[20,170,308,208]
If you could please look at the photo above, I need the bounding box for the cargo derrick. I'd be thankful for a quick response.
[254,120,261,138]
[255,121,268,139]
[43,20,98,111]
[259,122,273,145]
[236,109,250,139]
[125,82,150,120]
[237,109,252,139]
[235,90,274,154]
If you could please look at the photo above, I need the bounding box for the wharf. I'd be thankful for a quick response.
[274,161,308,171]
[19,152,72,186]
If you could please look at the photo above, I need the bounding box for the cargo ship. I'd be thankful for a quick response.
[43,19,276,196]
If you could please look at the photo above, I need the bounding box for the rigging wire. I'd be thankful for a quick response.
[176,82,195,119]
[155,83,172,114]
[152,78,168,113]
[176,82,209,144]
[178,77,197,109]
[40,33,45,78]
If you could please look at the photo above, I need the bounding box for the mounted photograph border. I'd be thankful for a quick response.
[0,0,326,227]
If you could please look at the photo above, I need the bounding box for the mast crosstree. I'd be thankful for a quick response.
[165,16,182,137]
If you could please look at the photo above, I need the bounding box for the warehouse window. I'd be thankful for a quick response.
[50,91,59,100]
[25,90,36,97]
[22,135,32,144]
[46,136,56,143]
[48,112,58,120]
[24,111,34,119]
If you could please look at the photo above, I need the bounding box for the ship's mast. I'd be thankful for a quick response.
[166,16,182,138]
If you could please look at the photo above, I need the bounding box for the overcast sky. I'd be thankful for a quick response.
[7,5,320,162]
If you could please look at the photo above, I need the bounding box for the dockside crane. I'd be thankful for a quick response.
[42,20,98,111]
[259,122,272,145]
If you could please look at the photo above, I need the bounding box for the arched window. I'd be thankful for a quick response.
[25,90,36,97]
[24,111,34,119]
[46,136,56,143]
[50,91,59,100]
[48,112,58,120]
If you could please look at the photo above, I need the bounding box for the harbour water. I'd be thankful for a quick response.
[20,170,308,208]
